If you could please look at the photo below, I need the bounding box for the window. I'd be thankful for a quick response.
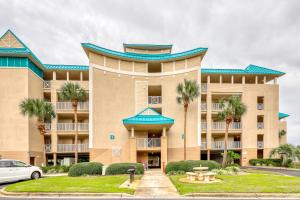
[0,161,12,168]
[148,62,162,73]
[12,161,28,167]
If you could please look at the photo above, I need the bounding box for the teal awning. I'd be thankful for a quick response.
[279,112,289,119]
[123,108,174,125]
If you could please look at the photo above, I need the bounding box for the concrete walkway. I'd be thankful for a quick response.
[135,169,179,197]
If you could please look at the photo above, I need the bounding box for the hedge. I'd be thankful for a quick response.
[68,162,103,177]
[249,159,282,167]
[165,160,220,173]
[105,163,144,175]
[41,165,71,174]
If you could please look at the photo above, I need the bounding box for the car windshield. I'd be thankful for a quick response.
[12,161,28,167]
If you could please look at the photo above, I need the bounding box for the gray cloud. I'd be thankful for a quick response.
[0,0,299,144]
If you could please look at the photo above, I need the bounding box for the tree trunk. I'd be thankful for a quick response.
[222,122,230,168]
[37,121,46,166]
[73,101,78,164]
[183,104,188,160]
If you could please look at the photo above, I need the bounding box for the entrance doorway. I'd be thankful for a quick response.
[148,152,161,168]
[30,157,35,165]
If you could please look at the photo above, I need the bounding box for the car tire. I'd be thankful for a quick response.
[31,171,41,180]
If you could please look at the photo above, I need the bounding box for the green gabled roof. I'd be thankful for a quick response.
[0,30,45,70]
[279,112,289,119]
[201,64,285,76]
[82,43,207,62]
[123,107,174,125]
[123,43,173,50]
[44,64,89,71]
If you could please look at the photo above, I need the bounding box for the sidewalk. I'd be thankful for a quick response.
[134,169,179,197]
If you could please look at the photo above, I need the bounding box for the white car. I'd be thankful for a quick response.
[0,159,43,184]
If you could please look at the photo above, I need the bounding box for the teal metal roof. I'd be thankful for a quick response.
[82,43,207,61]
[279,112,289,119]
[44,64,89,71]
[123,108,174,125]
[123,43,173,50]
[202,64,285,75]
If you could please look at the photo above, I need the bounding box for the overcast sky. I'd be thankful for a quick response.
[0,0,299,144]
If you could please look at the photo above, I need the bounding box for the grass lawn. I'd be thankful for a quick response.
[169,171,300,195]
[5,175,137,194]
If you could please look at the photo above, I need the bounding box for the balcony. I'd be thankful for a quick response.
[148,96,162,104]
[136,138,161,150]
[45,123,51,131]
[201,103,207,111]
[57,123,89,131]
[44,144,52,153]
[201,83,207,92]
[43,81,51,89]
[57,143,89,153]
[257,122,264,129]
[56,102,89,111]
[212,141,241,150]
[212,103,222,111]
[257,103,264,110]
[257,141,264,149]
[201,122,207,130]
[201,142,207,149]
[212,122,242,130]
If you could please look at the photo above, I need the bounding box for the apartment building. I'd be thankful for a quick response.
[0,30,289,167]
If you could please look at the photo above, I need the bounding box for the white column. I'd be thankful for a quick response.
[103,56,106,67]
[131,127,135,138]
[66,71,69,81]
[207,75,210,84]
[219,75,222,84]
[255,76,258,84]
[231,75,234,84]
[242,76,245,84]
[274,77,278,84]
[263,76,267,84]
[53,71,56,80]
[163,127,166,137]
[80,71,83,81]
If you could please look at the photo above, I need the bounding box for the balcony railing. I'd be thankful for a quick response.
[257,122,264,129]
[57,123,89,131]
[201,84,207,92]
[201,103,207,111]
[201,142,207,149]
[212,103,222,111]
[43,81,51,89]
[257,103,264,110]
[57,143,89,153]
[44,144,52,153]
[45,123,51,131]
[137,138,161,150]
[56,102,89,111]
[212,141,241,150]
[148,96,162,104]
[257,141,264,149]
[201,122,207,130]
[212,122,242,130]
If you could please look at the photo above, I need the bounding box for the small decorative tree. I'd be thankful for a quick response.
[176,79,200,160]
[270,144,300,167]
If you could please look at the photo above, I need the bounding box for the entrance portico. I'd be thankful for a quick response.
[123,108,174,170]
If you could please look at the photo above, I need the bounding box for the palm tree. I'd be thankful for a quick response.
[176,79,200,160]
[270,144,300,166]
[19,98,55,165]
[218,96,246,168]
[59,82,87,164]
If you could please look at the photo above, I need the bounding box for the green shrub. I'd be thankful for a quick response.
[291,162,300,169]
[41,165,71,174]
[68,162,103,177]
[105,163,144,175]
[249,159,282,167]
[165,160,220,174]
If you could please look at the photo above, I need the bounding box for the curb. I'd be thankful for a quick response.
[0,188,133,198]
[185,193,300,198]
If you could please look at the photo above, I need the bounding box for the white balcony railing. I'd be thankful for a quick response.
[257,141,264,149]
[257,122,264,129]
[57,143,89,153]
[201,84,207,92]
[201,142,207,149]
[148,96,162,104]
[257,103,264,110]
[44,144,52,152]
[43,81,51,89]
[137,138,161,150]
[201,122,207,130]
[212,122,242,130]
[57,123,89,131]
[201,103,207,111]
[212,103,223,111]
[45,123,51,131]
[56,102,89,111]
[212,141,241,150]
